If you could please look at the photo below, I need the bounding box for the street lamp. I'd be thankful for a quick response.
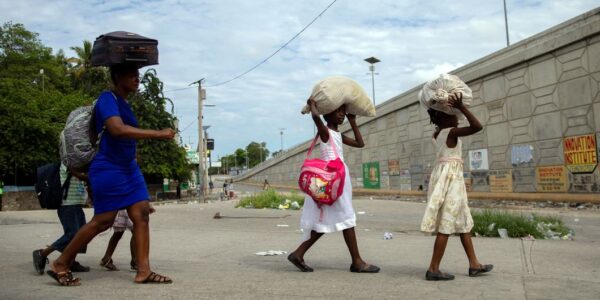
[503,0,510,46]
[364,56,380,106]
[203,125,211,191]
[279,128,286,152]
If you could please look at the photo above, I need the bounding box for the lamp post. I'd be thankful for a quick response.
[364,56,380,106]
[279,128,286,152]
[203,125,211,193]
[190,78,205,201]
[503,0,510,46]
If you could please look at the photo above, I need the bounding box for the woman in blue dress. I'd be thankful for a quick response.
[47,63,175,286]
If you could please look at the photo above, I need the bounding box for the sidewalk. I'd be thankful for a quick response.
[0,199,598,299]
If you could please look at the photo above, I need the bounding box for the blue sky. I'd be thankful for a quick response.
[1,0,598,160]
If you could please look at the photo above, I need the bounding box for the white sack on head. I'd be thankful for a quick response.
[418,74,472,115]
[301,76,376,117]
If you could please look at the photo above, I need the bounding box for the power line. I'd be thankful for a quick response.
[206,0,338,87]
[163,0,337,93]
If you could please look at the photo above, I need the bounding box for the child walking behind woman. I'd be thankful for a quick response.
[421,92,493,281]
[288,98,379,273]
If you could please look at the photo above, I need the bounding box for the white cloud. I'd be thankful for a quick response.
[2,0,598,159]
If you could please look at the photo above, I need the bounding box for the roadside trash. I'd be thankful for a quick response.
[577,205,586,209]
[278,203,290,210]
[383,232,393,240]
[255,250,287,256]
[291,201,300,210]
[357,211,366,215]
[574,218,579,222]
[369,197,374,200]
[497,228,509,239]
[276,224,289,227]
[487,223,496,232]
[213,212,222,219]
[521,234,535,241]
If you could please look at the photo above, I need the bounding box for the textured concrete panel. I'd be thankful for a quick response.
[487,122,510,147]
[588,40,600,73]
[528,58,558,89]
[557,77,592,109]
[482,75,507,102]
[507,92,533,120]
[533,112,562,140]
[561,105,595,136]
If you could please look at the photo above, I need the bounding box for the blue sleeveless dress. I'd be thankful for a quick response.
[89,91,149,214]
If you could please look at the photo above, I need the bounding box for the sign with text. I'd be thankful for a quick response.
[388,160,400,176]
[536,166,568,192]
[469,149,489,171]
[563,134,597,173]
[362,162,381,189]
[489,169,513,193]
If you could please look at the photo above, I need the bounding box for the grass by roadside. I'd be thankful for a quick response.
[236,189,305,209]
[472,210,572,239]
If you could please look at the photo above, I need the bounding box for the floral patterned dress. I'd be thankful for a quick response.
[420,127,473,234]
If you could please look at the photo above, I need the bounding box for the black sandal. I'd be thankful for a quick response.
[469,264,494,277]
[426,270,455,281]
[350,263,380,273]
[47,270,81,286]
[287,253,313,272]
[136,272,173,284]
[32,250,48,275]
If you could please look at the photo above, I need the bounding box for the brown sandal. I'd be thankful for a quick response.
[47,270,81,286]
[99,258,119,271]
[136,272,173,284]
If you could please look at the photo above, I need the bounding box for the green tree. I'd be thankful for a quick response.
[246,142,269,168]
[0,22,88,184]
[131,69,191,183]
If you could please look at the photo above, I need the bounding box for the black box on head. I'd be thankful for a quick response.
[91,31,158,67]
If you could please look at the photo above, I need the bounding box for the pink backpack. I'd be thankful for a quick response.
[298,134,346,206]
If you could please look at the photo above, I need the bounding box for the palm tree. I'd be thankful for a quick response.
[68,40,92,80]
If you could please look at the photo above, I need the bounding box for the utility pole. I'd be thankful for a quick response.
[191,78,205,201]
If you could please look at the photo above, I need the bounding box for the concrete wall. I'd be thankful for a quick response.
[237,8,600,194]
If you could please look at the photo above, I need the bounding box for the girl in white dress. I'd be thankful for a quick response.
[421,92,493,281]
[288,99,380,273]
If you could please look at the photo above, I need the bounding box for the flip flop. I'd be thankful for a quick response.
[287,253,313,272]
[46,270,81,286]
[350,263,380,273]
[136,272,173,284]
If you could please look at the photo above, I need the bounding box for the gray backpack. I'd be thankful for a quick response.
[59,93,115,171]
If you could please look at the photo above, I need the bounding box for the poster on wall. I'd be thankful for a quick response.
[388,160,400,176]
[362,162,381,189]
[469,149,489,171]
[563,134,598,173]
[399,169,411,191]
[489,169,513,193]
[511,145,534,167]
[536,166,568,192]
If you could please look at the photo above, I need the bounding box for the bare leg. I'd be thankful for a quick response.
[129,234,137,269]
[127,200,170,282]
[342,228,365,267]
[459,233,481,269]
[428,233,450,273]
[52,211,118,273]
[291,230,324,261]
[101,231,124,262]
[40,246,55,258]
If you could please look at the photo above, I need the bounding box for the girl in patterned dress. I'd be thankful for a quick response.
[421,92,493,281]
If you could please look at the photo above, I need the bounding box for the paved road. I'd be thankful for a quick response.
[0,197,598,299]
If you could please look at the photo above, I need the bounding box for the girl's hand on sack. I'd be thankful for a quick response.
[307,98,317,108]
[157,128,176,140]
[346,113,356,122]
[448,92,465,109]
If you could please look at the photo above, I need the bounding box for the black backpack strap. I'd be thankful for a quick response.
[62,173,73,200]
